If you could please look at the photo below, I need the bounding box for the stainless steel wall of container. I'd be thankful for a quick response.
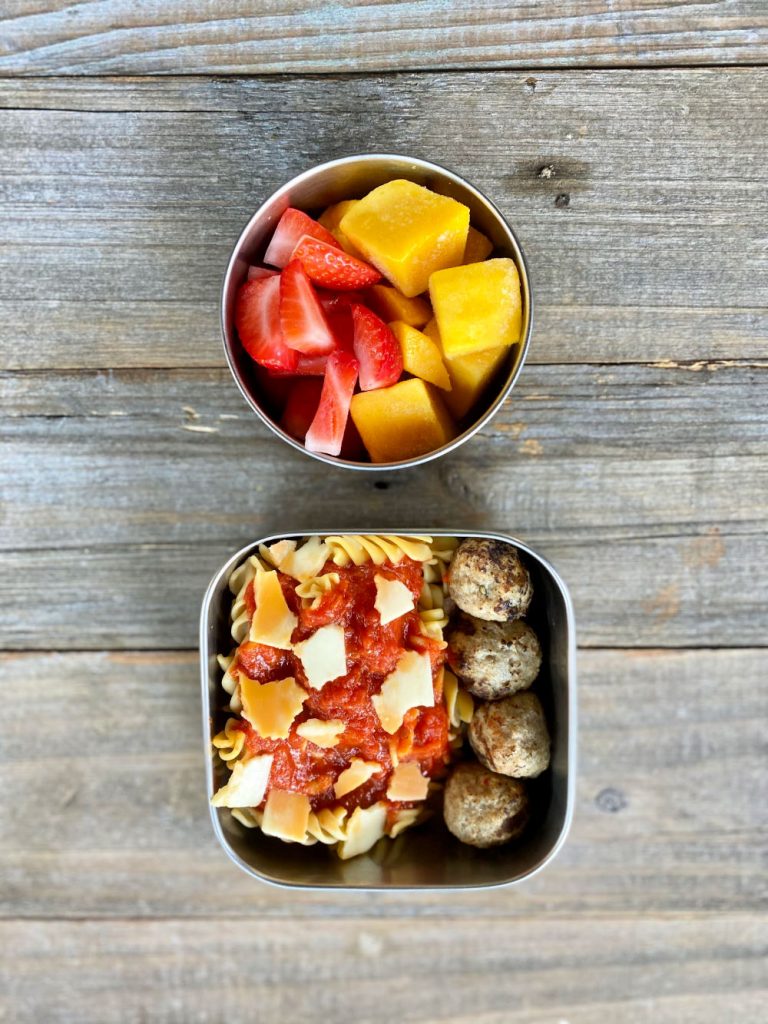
[200,530,575,890]
[220,155,533,470]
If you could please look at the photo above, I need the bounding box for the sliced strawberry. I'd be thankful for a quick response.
[264,208,340,269]
[269,354,328,377]
[340,415,366,461]
[350,303,403,391]
[290,235,381,290]
[247,265,279,281]
[280,379,324,440]
[235,276,298,374]
[317,289,367,313]
[305,350,359,457]
[279,260,338,356]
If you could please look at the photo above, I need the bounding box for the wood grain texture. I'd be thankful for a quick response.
[1,1,767,75]
[1,647,765,925]
[2,916,767,1024]
[1,71,766,367]
[2,363,766,648]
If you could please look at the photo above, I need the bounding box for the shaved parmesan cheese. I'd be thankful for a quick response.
[268,535,330,582]
[211,755,273,809]
[240,676,307,739]
[386,761,429,802]
[261,790,311,843]
[295,717,345,748]
[249,570,297,649]
[374,574,415,625]
[263,539,297,566]
[294,624,347,690]
[337,802,388,860]
[372,650,435,734]
[334,758,382,798]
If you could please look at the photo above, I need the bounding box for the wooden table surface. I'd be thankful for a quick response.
[2,4,767,1022]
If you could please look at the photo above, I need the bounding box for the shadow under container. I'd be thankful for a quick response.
[220,154,533,470]
[200,530,576,890]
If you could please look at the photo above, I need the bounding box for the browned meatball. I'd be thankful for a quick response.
[446,614,542,700]
[447,538,533,621]
[469,692,551,778]
[443,761,529,848]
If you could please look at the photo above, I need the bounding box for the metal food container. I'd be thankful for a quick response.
[200,530,576,890]
[220,154,533,471]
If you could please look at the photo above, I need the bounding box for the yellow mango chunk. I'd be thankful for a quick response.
[350,378,455,463]
[340,180,470,298]
[390,321,450,391]
[367,284,431,328]
[463,226,493,263]
[318,200,363,257]
[429,258,521,358]
[424,318,508,419]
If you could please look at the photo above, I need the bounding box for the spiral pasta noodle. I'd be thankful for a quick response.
[325,534,434,567]
[212,718,247,764]
[295,572,341,608]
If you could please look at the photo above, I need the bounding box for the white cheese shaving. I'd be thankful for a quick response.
[295,718,345,748]
[374,574,415,624]
[294,624,347,690]
[372,650,435,734]
[386,761,429,802]
[240,676,308,739]
[334,759,382,799]
[249,570,297,649]
[210,755,273,809]
[261,790,311,843]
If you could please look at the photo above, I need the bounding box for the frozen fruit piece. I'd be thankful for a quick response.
[279,260,337,356]
[235,275,298,374]
[350,378,455,463]
[366,284,432,328]
[424,318,507,419]
[291,235,381,290]
[247,265,279,281]
[463,226,493,264]
[264,208,339,269]
[318,200,364,256]
[269,353,329,377]
[389,321,450,391]
[281,378,323,440]
[340,180,470,297]
[305,350,359,456]
[351,304,403,391]
[429,258,521,358]
[316,290,366,351]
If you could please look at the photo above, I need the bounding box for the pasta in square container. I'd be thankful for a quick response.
[200,531,576,890]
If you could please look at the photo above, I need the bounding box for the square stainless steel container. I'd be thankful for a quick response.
[200,530,576,890]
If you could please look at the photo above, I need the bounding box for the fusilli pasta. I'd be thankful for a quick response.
[325,534,434,567]
[212,718,247,763]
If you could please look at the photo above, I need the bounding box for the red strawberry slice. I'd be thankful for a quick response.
[269,354,328,377]
[290,235,381,290]
[350,303,403,391]
[317,289,367,314]
[281,378,323,440]
[305,350,359,456]
[264,208,340,269]
[279,260,337,356]
[235,276,298,374]
[247,265,278,281]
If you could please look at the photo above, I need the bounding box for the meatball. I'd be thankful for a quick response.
[443,761,529,848]
[446,614,542,701]
[447,538,533,621]
[469,692,551,778]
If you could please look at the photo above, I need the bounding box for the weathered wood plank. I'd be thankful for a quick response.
[1,362,765,648]
[0,70,766,367]
[1,645,766,920]
[1,916,767,1024]
[1,1,766,75]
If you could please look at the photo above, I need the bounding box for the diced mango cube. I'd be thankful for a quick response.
[389,321,451,391]
[429,258,521,358]
[318,200,363,257]
[340,180,470,298]
[367,284,431,328]
[424,318,508,419]
[350,378,455,463]
[463,226,493,263]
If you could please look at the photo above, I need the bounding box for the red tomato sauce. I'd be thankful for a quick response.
[232,558,451,812]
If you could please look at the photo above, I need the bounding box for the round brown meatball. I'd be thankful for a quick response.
[443,761,529,848]
[469,692,551,778]
[446,614,542,700]
[447,538,533,621]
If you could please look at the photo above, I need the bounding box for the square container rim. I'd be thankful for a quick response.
[199,528,577,893]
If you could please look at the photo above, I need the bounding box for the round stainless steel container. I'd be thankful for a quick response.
[220,154,533,471]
